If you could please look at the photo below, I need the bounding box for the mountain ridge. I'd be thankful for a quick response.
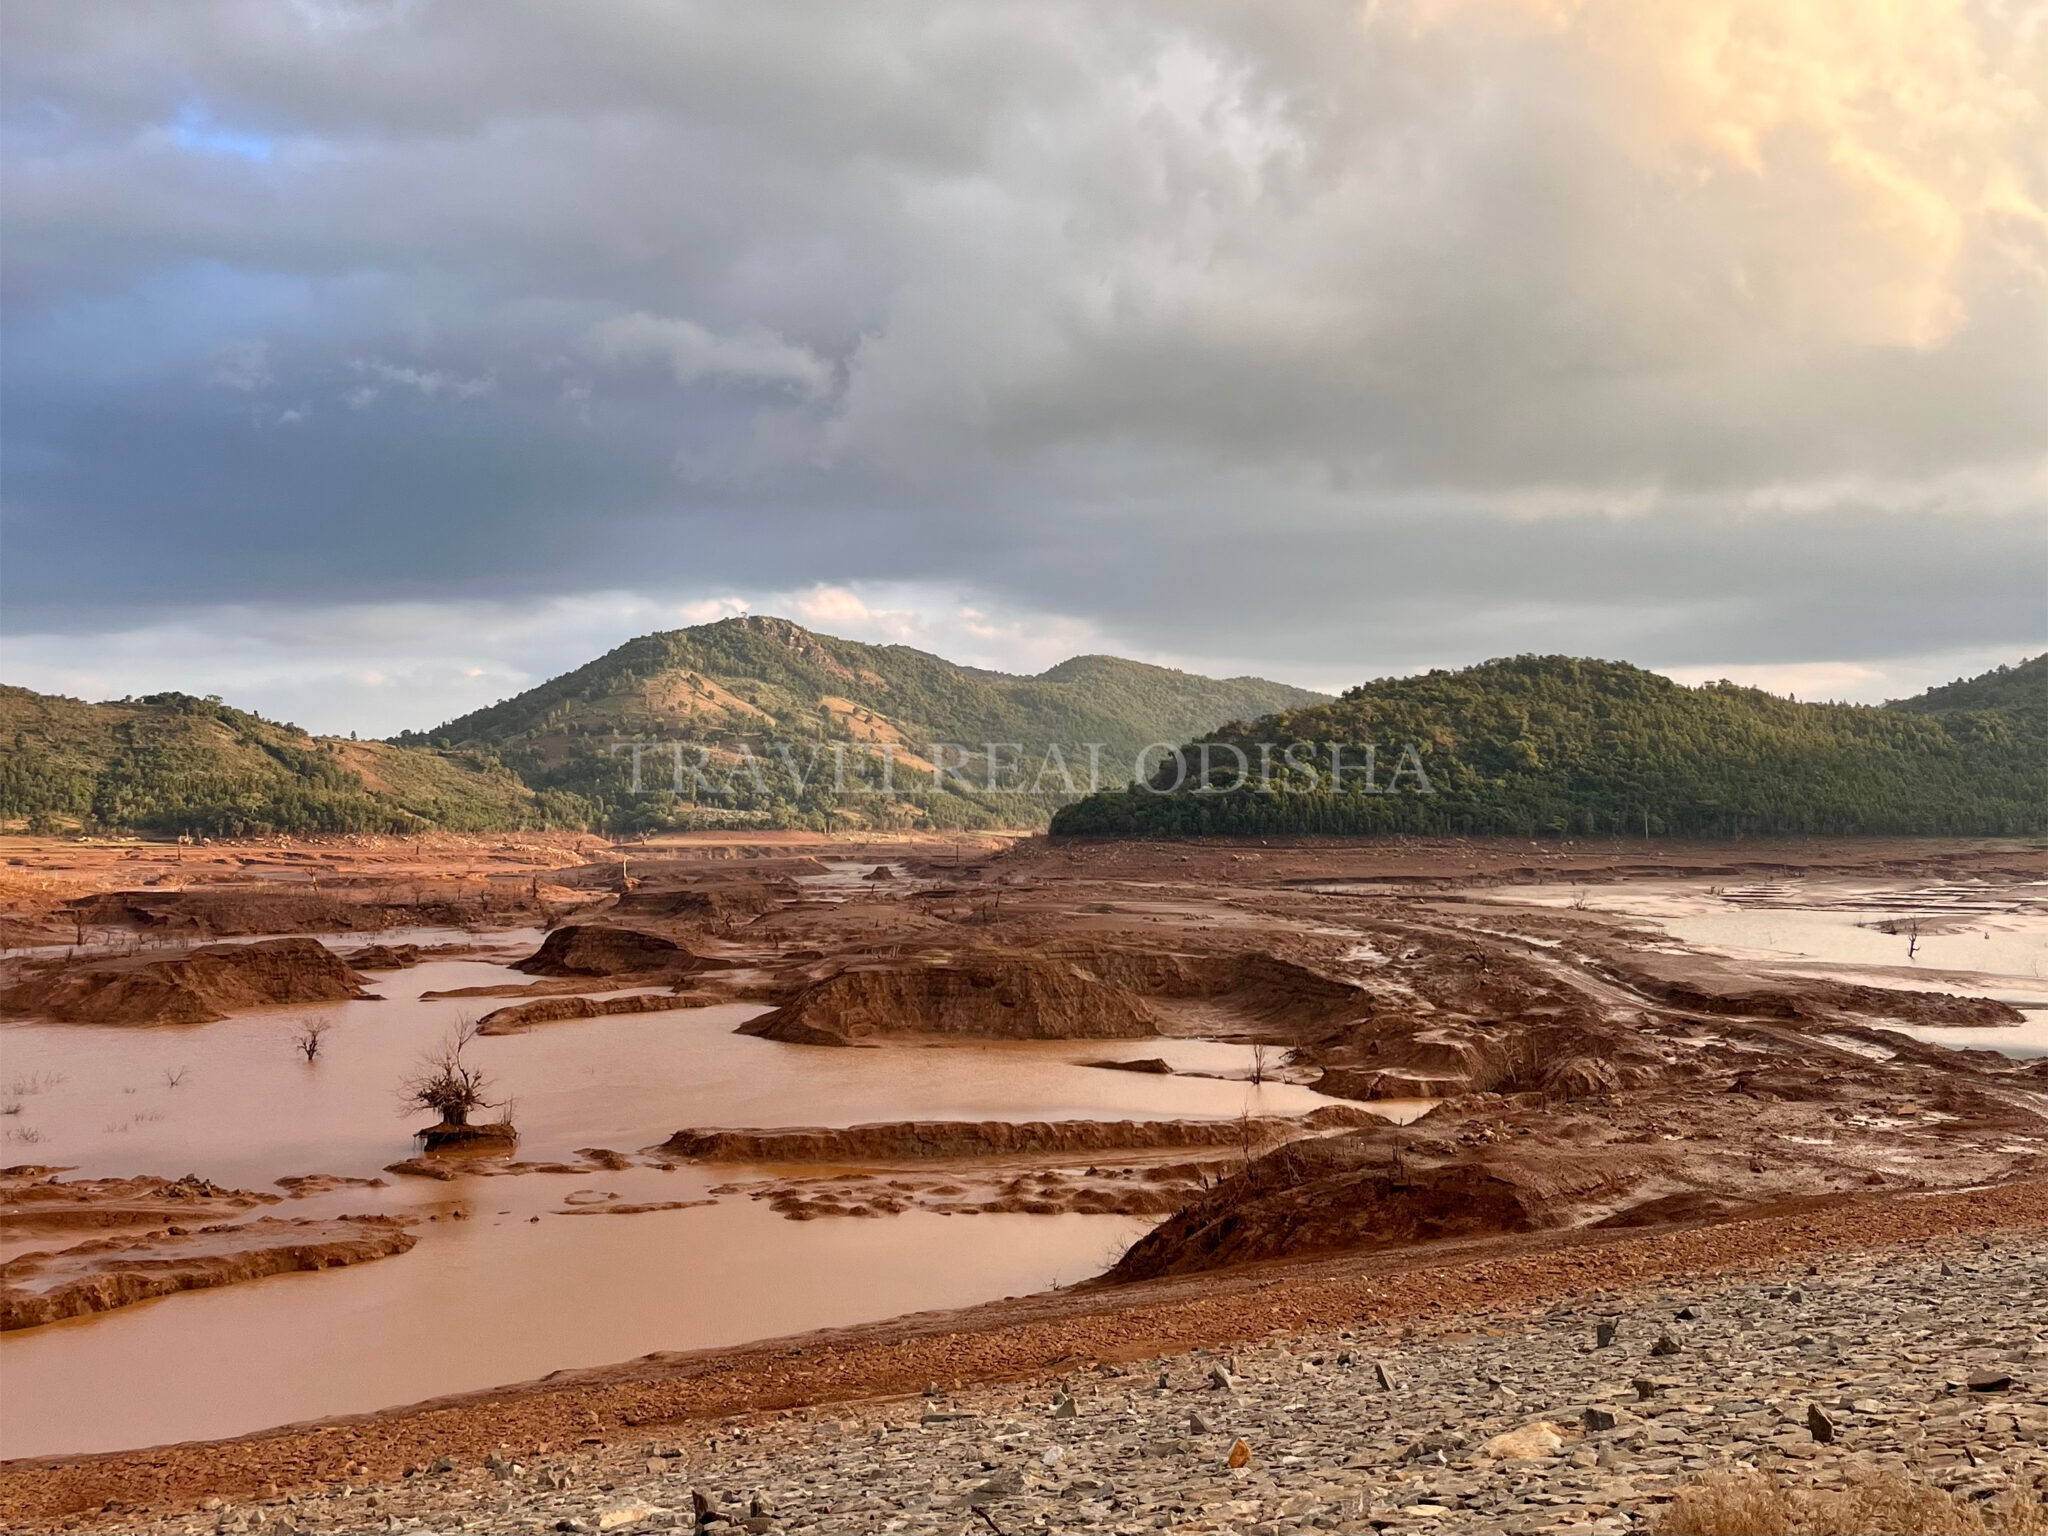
[1048,651,2048,840]
[5,634,2040,838]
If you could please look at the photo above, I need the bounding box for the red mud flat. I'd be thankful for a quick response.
[1,1172,278,1235]
[6,1180,2046,1530]
[1598,951,2027,1026]
[0,937,372,1025]
[55,887,554,940]
[1,1215,415,1331]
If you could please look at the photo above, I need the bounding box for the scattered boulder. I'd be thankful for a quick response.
[1484,1421,1565,1460]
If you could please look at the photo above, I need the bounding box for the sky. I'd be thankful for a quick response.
[3,0,2044,737]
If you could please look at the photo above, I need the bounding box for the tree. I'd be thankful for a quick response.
[400,1022,501,1130]
[294,1018,332,1061]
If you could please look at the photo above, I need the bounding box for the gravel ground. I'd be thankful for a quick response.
[99,1232,2048,1536]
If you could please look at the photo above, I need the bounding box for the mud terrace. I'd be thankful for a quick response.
[76,1233,2044,1536]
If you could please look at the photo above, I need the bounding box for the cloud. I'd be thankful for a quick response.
[587,313,832,398]
[347,359,495,405]
[203,338,272,390]
[0,0,2041,699]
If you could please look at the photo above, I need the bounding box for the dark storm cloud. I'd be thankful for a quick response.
[3,0,2043,692]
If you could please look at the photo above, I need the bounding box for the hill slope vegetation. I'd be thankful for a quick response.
[0,618,1324,836]
[402,615,1327,831]
[1049,654,2047,840]
[0,688,548,837]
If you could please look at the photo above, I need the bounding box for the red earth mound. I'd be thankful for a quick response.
[1110,1124,1651,1281]
[512,924,702,978]
[1308,1014,1682,1101]
[0,937,372,1025]
[1059,948,1370,1037]
[609,879,796,923]
[738,951,1161,1044]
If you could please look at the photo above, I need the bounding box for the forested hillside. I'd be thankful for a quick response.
[1049,655,2048,840]
[402,615,1325,832]
[0,687,550,837]
[1889,653,2046,718]
[11,642,2038,840]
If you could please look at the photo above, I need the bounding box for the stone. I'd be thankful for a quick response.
[597,1500,659,1531]
[691,1488,725,1524]
[1650,1335,1681,1358]
[1808,1405,1836,1444]
[1967,1370,2014,1394]
[1228,1438,1253,1469]
[1209,1366,1238,1392]
[1374,1361,1399,1391]
[149,1238,2048,1536]
[969,1469,1024,1506]
[1485,1422,1567,1460]
[1052,1393,1078,1419]
[1595,1322,1617,1350]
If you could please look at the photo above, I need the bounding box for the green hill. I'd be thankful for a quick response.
[1048,654,2048,840]
[402,615,1327,832]
[0,687,551,837]
[1890,653,2047,717]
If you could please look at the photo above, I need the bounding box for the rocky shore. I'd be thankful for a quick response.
[8,1181,2045,1533]
[42,1226,2047,1535]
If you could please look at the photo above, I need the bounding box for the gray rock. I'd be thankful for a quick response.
[968,1469,1025,1506]
[1808,1405,1836,1444]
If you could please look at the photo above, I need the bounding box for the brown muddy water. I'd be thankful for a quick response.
[0,932,1408,1458]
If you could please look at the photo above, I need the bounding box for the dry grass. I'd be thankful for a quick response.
[1655,1470,2048,1536]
